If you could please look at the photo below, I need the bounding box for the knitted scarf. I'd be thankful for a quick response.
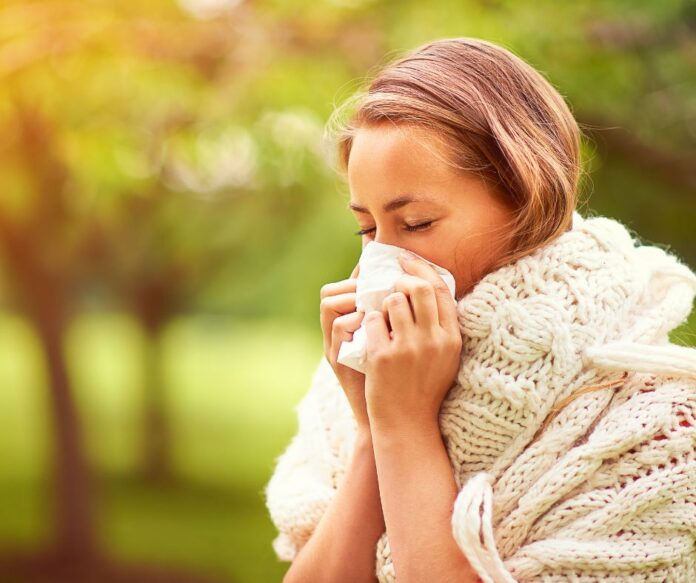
[264,210,696,582]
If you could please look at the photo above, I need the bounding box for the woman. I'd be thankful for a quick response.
[265,37,696,582]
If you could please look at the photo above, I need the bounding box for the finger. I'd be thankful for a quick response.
[363,310,390,357]
[330,311,365,363]
[320,291,357,356]
[392,274,438,330]
[334,309,366,334]
[398,254,458,334]
[320,292,358,344]
[320,291,357,318]
[382,291,414,338]
[320,278,357,300]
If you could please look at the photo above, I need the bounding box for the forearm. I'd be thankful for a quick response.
[371,419,480,583]
[283,430,385,583]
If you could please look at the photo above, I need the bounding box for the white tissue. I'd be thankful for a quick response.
[336,241,457,374]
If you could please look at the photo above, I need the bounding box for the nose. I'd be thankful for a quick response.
[373,232,401,249]
[365,226,407,250]
[374,239,410,254]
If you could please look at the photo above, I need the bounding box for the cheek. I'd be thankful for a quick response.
[411,233,490,295]
[451,236,493,290]
[418,247,463,288]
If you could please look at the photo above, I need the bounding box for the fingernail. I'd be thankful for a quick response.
[400,249,416,261]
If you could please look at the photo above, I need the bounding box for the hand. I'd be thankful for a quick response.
[319,262,370,431]
[363,251,462,432]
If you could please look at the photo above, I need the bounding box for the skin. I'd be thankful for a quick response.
[347,121,517,422]
[319,122,517,435]
[347,122,516,300]
[289,122,512,582]
[351,122,514,582]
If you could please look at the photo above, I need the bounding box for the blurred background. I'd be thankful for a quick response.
[0,0,694,582]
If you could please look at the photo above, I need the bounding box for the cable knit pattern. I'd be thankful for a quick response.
[264,210,696,582]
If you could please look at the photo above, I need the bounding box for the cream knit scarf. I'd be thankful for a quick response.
[264,210,696,582]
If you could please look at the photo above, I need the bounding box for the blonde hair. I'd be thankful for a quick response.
[325,36,589,272]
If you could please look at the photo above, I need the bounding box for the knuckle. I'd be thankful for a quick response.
[320,282,337,299]
[390,291,405,303]
[412,280,431,295]
[398,342,419,360]
[444,333,462,351]
[428,333,449,352]
[382,292,402,309]
[421,340,438,357]
[434,281,450,296]
[331,314,345,331]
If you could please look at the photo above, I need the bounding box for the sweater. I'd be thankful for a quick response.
[264,209,696,582]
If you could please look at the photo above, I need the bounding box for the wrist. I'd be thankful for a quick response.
[370,419,445,465]
[355,426,373,448]
[370,413,440,438]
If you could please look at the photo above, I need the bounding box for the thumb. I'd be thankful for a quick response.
[350,262,361,279]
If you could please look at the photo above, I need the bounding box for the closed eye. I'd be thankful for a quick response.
[354,221,433,236]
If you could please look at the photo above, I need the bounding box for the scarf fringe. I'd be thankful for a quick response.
[584,342,696,381]
[452,472,517,583]
[455,340,696,582]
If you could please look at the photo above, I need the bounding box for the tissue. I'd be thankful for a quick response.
[336,241,457,374]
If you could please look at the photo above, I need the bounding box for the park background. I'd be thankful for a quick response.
[0,0,694,582]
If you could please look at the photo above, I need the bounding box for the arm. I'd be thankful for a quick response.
[283,429,385,583]
[264,356,386,582]
[371,418,480,583]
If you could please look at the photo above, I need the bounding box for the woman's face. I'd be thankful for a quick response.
[347,123,516,300]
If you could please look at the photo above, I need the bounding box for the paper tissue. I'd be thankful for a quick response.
[336,241,457,374]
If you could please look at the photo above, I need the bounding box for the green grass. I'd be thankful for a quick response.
[0,312,324,583]
[0,475,291,583]
[99,475,289,583]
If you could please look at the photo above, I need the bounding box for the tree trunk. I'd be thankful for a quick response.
[32,285,97,558]
[141,325,171,483]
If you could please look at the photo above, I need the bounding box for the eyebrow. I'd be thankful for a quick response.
[347,194,439,214]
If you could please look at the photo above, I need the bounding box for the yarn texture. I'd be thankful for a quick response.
[264,210,696,582]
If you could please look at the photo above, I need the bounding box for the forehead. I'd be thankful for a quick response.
[348,123,451,175]
[347,124,455,204]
